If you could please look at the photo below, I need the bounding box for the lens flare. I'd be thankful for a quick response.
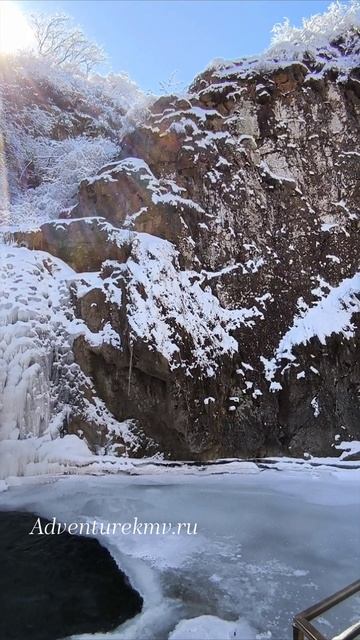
[0,1,35,54]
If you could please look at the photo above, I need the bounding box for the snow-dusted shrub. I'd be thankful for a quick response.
[1,52,150,134]
[0,51,154,227]
[10,136,118,225]
[88,72,154,136]
[31,136,117,189]
[269,0,360,55]
[92,72,151,114]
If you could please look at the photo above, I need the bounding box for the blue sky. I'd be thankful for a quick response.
[20,0,331,93]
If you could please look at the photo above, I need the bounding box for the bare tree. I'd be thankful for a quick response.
[30,13,106,74]
[159,71,186,95]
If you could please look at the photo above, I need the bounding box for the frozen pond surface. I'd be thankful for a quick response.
[1,466,359,639]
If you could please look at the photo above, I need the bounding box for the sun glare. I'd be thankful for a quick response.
[0,1,35,54]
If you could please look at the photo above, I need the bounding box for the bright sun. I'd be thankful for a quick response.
[0,1,35,54]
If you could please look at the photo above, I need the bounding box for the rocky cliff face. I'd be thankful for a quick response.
[2,28,360,461]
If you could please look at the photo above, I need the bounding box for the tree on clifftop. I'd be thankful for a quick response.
[30,13,106,74]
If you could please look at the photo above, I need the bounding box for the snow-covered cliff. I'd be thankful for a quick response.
[1,2,360,474]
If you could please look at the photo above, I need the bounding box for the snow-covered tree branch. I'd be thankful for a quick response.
[30,13,106,74]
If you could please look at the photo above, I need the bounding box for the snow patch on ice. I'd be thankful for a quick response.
[168,615,259,640]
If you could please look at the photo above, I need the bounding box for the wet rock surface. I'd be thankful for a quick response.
[0,511,143,640]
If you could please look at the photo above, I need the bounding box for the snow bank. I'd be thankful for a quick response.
[122,233,262,375]
[0,434,139,482]
[168,615,259,640]
[0,435,92,479]
[278,273,360,357]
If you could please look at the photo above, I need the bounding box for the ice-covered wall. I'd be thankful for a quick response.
[0,243,74,440]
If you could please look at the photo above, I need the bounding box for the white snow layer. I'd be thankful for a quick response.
[117,232,262,375]
[262,272,360,380]
[72,222,263,376]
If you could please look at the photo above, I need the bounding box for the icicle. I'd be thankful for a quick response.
[127,340,133,397]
